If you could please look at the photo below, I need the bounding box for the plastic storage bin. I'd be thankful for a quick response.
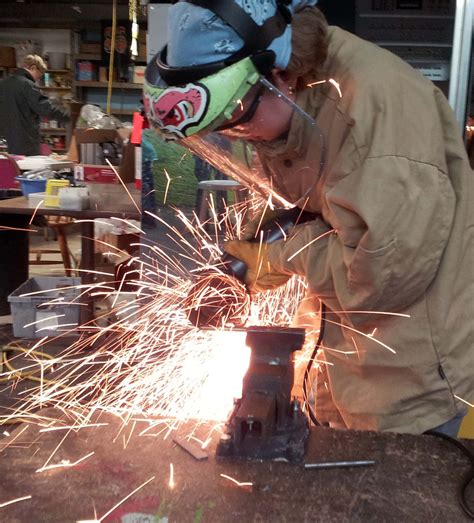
[15,177,47,196]
[8,277,81,338]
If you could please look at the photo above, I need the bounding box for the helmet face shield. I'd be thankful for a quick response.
[183,107,325,209]
[144,53,326,207]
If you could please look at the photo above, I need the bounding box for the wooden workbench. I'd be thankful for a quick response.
[0,409,472,522]
[0,196,140,322]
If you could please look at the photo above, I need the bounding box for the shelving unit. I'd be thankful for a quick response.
[39,68,73,153]
[72,51,144,120]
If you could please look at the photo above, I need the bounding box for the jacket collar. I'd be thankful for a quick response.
[15,68,35,82]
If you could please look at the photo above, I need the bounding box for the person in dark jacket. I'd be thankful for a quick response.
[0,54,69,156]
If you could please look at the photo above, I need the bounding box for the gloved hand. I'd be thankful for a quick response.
[243,206,288,240]
[223,239,291,292]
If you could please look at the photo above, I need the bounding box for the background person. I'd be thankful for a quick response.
[0,54,69,156]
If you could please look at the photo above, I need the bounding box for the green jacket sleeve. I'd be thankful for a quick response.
[23,82,70,122]
[268,156,456,324]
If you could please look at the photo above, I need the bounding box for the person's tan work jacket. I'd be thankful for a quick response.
[262,27,473,433]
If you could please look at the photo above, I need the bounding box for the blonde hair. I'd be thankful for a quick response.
[21,55,47,73]
[286,7,329,89]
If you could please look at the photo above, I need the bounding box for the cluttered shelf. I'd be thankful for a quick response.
[40,86,72,91]
[74,81,143,90]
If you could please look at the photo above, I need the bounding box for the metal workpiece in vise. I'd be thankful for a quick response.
[216,326,310,463]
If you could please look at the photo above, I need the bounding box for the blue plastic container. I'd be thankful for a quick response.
[15,177,47,196]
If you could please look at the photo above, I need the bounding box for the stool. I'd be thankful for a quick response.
[197,179,248,224]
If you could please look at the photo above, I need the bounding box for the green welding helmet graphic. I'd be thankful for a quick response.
[142,0,294,138]
[143,53,274,139]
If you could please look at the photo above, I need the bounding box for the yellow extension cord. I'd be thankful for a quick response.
[0,343,60,426]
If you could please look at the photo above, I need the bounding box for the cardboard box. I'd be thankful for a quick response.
[133,65,146,84]
[0,46,16,68]
[68,128,135,184]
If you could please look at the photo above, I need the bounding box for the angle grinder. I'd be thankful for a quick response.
[186,207,316,328]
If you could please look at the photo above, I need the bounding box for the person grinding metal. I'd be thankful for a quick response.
[144,1,473,437]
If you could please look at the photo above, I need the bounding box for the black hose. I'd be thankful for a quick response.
[424,429,474,519]
[303,301,326,427]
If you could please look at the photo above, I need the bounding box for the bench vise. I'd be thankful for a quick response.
[217,326,309,463]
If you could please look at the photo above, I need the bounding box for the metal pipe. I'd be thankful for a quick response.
[304,460,376,469]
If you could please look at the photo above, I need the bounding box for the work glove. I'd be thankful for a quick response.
[243,206,289,240]
[223,239,290,293]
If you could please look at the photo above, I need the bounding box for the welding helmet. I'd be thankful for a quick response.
[143,0,324,206]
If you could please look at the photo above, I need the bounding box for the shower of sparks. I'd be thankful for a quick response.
[0,196,405,449]
[220,473,253,488]
[0,200,308,440]
[0,495,32,508]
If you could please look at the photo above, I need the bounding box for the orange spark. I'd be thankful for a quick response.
[29,199,45,225]
[329,78,342,98]
[105,159,141,214]
[97,476,155,522]
[286,229,335,262]
[0,495,32,508]
[307,80,327,87]
[169,463,175,489]
[220,473,253,488]
[163,168,171,205]
[36,451,95,473]
[455,395,473,407]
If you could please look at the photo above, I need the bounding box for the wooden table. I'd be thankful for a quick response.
[0,409,472,522]
[0,196,140,323]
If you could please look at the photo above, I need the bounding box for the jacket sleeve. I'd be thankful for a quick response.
[23,82,70,122]
[268,156,456,323]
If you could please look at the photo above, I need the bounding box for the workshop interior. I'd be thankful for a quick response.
[0,0,473,521]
